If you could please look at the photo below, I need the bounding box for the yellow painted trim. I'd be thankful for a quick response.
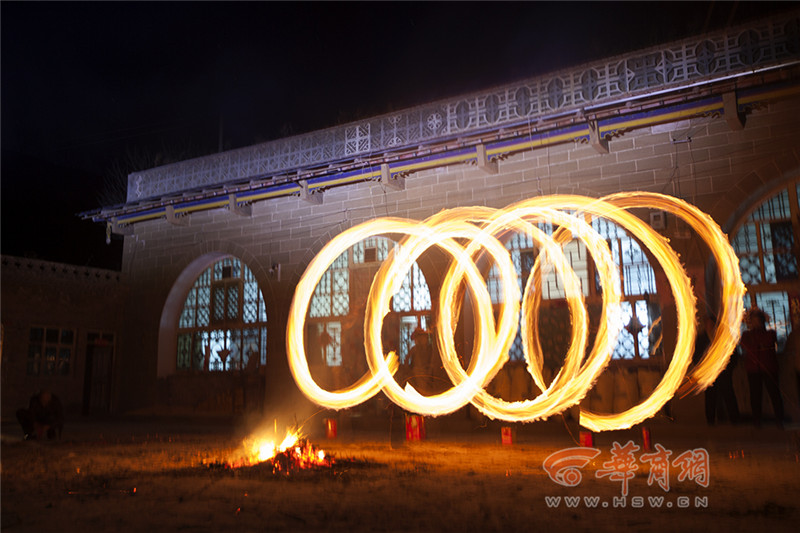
[598,102,723,135]
[120,213,161,224]
[487,128,590,156]
[739,85,800,105]
[393,153,475,174]
[241,187,302,202]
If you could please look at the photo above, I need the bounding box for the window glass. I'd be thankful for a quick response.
[310,239,431,367]
[176,257,267,372]
[733,187,799,286]
[27,326,75,377]
[734,183,800,350]
[485,215,659,360]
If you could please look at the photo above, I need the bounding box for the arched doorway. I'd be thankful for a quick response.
[157,253,269,413]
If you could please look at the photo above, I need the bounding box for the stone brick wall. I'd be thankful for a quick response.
[113,94,800,420]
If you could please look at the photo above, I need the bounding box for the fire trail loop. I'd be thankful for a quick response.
[286,192,745,432]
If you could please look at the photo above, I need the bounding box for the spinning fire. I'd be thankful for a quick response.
[286,193,746,432]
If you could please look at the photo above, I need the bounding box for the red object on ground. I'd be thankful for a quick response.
[324,418,337,439]
[579,430,593,447]
[405,414,426,441]
[501,427,513,445]
[642,426,652,452]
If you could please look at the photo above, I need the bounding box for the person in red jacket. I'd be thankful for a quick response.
[739,307,784,428]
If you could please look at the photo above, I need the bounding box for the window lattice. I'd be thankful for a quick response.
[733,188,799,286]
[412,263,432,310]
[751,189,790,220]
[213,286,226,322]
[540,240,591,300]
[353,237,391,263]
[227,285,239,320]
[765,221,797,282]
[310,239,431,366]
[176,257,267,372]
[315,322,342,367]
[735,184,800,352]
[398,314,430,364]
[310,251,349,317]
[613,300,652,359]
[243,268,267,323]
[27,327,75,376]
[486,215,658,360]
[593,217,656,296]
[754,291,791,348]
[733,223,762,285]
[392,263,432,313]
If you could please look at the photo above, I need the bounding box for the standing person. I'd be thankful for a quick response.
[16,390,63,440]
[781,318,800,410]
[740,308,784,428]
[694,316,739,425]
[407,327,433,395]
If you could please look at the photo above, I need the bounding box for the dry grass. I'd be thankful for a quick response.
[2,417,799,532]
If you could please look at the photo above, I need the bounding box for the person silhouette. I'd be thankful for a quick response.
[739,308,784,428]
[17,390,63,440]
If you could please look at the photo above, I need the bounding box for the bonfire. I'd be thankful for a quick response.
[213,428,333,474]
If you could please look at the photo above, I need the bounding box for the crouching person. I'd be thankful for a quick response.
[17,390,64,440]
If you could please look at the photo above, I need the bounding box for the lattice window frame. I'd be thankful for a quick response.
[27,326,75,377]
[733,182,800,348]
[485,214,660,361]
[176,257,268,372]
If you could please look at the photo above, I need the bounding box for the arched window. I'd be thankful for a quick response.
[391,261,432,363]
[486,216,659,360]
[732,183,800,346]
[176,257,267,371]
[308,237,432,367]
[592,217,658,360]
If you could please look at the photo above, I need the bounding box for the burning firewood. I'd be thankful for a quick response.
[205,429,333,475]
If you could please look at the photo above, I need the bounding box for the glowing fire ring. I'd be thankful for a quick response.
[286,193,744,431]
[427,204,622,423]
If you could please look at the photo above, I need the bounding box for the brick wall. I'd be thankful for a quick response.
[113,94,800,418]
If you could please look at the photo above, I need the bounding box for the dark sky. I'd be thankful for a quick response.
[1,1,791,269]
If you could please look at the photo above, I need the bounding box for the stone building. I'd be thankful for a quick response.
[1,257,126,418]
[9,11,800,426]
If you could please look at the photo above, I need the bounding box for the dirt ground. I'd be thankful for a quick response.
[2,412,799,533]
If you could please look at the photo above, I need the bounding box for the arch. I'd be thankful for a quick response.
[723,166,800,346]
[158,252,227,377]
[157,247,271,378]
[721,165,800,238]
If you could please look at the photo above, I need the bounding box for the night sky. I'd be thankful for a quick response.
[1,1,790,270]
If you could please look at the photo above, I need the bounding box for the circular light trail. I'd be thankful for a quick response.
[286,193,745,431]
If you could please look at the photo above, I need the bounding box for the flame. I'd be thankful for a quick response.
[224,429,331,471]
[247,431,300,464]
[286,193,744,431]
